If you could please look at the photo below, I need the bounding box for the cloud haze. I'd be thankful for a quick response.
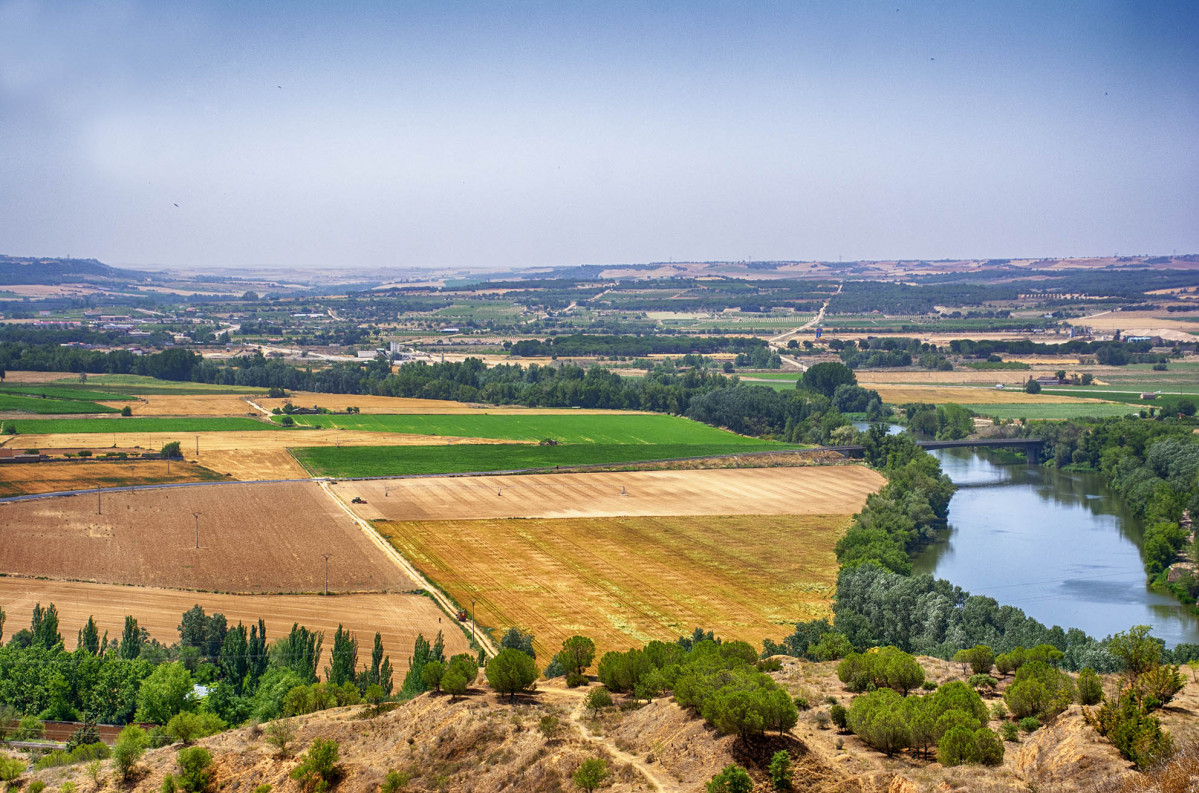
[1,0,1196,270]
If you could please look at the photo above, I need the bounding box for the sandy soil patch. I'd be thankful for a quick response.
[0,481,416,593]
[0,458,223,497]
[254,391,647,415]
[870,385,1109,405]
[0,577,467,673]
[336,465,885,522]
[10,430,528,480]
[378,513,852,660]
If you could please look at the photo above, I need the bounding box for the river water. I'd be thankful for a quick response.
[911,448,1199,647]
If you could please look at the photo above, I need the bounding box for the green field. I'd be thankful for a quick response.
[293,441,801,477]
[7,417,280,434]
[963,403,1141,420]
[0,394,121,414]
[0,384,135,401]
[83,375,268,395]
[274,413,768,445]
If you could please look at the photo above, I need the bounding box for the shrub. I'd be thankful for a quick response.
[381,770,409,793]
[1000,721,1019,741]
[1090,690,1174,770]
[0,756,24,782]
[442,671,468,701]
[538,715,559,738]
[61,783,77,793]
[814,711,831,730]
[793,695,810,711]
[177,747,213,793]
[113,724,149,781]
[421,661,445,693]
[989,701,1007,721]
[573,757,608,792]
[969,674,998,692]
[1004,661,1075,720]
[264,719,296,758]
[768,750,792,790]
[829,704,848,731]
[565,672,588,688]
[28,781,46,793]
[706,764,753,793]
[290,739,342,792]
[162,777,178,793]
[1076,668,1103,706]
[585,687,613,717]
[921,681,938,691]
[166,712,226,745]
[1019,717,1040,733]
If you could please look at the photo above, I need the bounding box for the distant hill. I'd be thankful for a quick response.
[0,255,153,286]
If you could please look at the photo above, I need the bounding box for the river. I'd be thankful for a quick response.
[912,447,1199,647]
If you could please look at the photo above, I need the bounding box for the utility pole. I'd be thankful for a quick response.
[96,486,102,515]
[195,435,199,456]
[471,598,476,647]
[322,553,332,595]
[192,512,202,549]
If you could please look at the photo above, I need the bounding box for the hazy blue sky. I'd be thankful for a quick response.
[1,1,1196,271]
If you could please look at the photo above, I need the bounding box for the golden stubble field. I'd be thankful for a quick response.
[869,385,1110,405]
[253,392,648,415]
[0,577,467,672]
[0,481,416,593]
[0,459,224,497]
[376,513,855,661]
[335,465,886,521]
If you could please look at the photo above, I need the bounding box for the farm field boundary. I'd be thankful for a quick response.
[292,441,805,477]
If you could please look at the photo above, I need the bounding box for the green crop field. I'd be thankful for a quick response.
[292,441,801,477]
[274,412,767,445]
[0,384,135,401]
[962,403,1141,420]
[0,394,121,414]
[6,417,280,434]
[83,375,268,395]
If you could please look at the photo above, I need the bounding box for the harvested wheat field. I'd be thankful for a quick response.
[0,370,75,383]
[12,430,528,480]
[0,481,416,593]
[377,513,854,660]
[855,369,1047,386]
[0,459,225,497]
[111,393,262,416]
[254,392,648,415]
[0,577,467,672]
[870,385,1111,405]
[335,465,884,522]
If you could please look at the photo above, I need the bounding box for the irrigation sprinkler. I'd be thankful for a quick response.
[322,553,332,595]
[620,485,627,495]
[96,485,102,515]
[192,512,202,548]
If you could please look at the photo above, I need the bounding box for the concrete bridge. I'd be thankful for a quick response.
[821,437,1045,460]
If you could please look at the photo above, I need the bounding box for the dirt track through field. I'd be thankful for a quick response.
[0,481,417,593]
[0,578,468,672]
[334,465,885,521]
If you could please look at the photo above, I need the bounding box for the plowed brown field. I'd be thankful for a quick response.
[335,465,885,521]
[0,577,468,672]
[0,459,224,497]
[0,482,416,593]
[376,513,852,660]
[11,431,527,480]
[110,394,260,416]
